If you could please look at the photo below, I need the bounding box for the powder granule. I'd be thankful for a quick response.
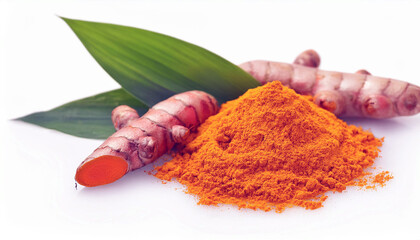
[154,81,387,212]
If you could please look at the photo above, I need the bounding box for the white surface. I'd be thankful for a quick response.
[1,0,419,239]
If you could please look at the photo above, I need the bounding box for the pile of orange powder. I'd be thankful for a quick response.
[154,81,392,212]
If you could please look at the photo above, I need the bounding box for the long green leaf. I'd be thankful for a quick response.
[62,17,260,107]
[17,89,148,139]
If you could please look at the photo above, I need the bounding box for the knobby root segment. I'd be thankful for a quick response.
[239,49,420,118]
[293,49,321,68]
[75,155,128,187]
[112,105,140,130]
[75,91,219,187]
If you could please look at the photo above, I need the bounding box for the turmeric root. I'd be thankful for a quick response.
[240,51,420,118]
[75,90,219,187]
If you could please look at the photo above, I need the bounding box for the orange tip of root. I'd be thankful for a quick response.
[75,156,128,187]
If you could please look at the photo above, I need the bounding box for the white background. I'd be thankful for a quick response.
[1,0,419,239]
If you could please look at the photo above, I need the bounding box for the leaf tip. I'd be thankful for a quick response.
[58,16,77,26]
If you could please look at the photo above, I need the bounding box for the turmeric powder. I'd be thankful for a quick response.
[154,81,389,212]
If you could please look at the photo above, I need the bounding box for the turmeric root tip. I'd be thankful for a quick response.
[314,90,345,116]
[356,69,371,75]
[75,156,128,187]
[294,49,321,68]
[112,105,140,130]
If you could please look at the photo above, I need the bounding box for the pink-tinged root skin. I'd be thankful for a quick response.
[361,95,394,119]
[112,105,140,130]
[397,85,420,116]
[239,60,420,118]
[138,136,157,160]
[314,90,345,116]
[76,91,219,187]
[293,49,321,68]
[171,125,190,143]
[356,69,371,75]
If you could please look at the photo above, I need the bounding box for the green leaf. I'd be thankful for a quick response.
[17,89,148,139]
[61,17,260,107]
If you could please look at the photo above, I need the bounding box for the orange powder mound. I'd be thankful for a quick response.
[154,81,389,212]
